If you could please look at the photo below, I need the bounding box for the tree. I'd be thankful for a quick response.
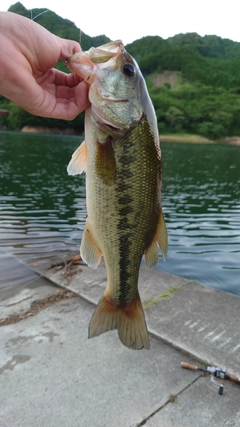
[165,107,186,131]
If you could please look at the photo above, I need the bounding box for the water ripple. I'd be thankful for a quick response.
[1,133,240,294]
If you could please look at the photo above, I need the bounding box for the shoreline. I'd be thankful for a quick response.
[160,134,240,145]
[20,128,240,145]
[160,134,215,144]
[1,127,240,145]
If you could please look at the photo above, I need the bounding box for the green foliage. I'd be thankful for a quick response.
[149,82,240,137]
[8,2,27,14]
[168,32,240,59]
[196,121,224,139]
[165,107,186,131]
[127,35,240,89]
[126,34,240,138]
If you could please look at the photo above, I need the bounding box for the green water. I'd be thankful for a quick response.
[0,131,240,294]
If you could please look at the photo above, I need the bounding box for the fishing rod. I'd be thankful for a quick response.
[181,362,240,395]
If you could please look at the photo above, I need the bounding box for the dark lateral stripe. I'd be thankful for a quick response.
[114,115,161,305]
[118,230,133,304]
[116,148,138,305]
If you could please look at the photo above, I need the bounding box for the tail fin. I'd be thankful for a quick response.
[89,294,150,350]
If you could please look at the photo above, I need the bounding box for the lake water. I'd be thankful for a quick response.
[1,131,240,295]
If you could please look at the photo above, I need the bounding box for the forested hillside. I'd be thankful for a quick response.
[126,36,240,138]
[1,2,240,139]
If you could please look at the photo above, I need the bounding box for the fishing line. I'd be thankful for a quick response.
[30,9,50,21]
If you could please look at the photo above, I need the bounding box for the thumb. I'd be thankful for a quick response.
[56,37,82,61]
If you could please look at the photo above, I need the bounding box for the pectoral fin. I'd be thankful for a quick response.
[144,210,168,267]
[67,140,87,175]
[80,220,102,268]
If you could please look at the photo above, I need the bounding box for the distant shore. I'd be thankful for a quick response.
[160,134,240,146]
[1,126,239,146]
[160,134,214,144]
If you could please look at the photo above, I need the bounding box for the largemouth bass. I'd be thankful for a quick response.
[66,41,168,350]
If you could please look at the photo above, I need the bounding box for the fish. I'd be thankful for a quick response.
[66,40,168,350]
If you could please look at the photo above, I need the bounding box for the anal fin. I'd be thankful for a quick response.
[89,294,150,350]
[144,239,159,268]
[80,220,102,268]
[144,209,168,267]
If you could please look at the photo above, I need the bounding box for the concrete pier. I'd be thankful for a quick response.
[1,253,240,426]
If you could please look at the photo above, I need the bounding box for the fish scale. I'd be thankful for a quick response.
[114,117,161,303]
[88,116,159,302]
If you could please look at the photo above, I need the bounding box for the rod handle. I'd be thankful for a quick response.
[181,362,198,371]
[228,374,240,383]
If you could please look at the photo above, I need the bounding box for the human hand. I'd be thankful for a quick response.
[0,12,90,120]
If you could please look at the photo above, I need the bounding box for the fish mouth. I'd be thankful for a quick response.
[66,41,124,84]
[65,54,96,84]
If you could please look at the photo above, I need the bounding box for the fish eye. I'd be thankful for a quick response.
[123,63,135,77]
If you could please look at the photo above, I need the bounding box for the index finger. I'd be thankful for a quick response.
[51,69,83,87]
